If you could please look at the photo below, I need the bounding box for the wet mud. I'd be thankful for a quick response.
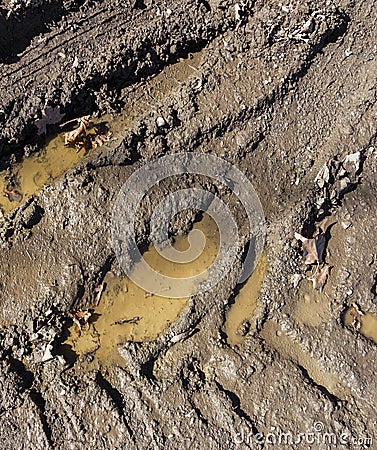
[0,0,376,449]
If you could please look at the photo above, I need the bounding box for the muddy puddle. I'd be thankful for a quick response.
[359,314,377,343]
[131,51,203,112]
[0,51,202,219]
[0,132,86,216]
[63,214,220,368]
[0,115,118,217]
[225,253,267,346]
[344,306,377,344]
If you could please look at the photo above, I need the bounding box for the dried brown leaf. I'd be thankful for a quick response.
[69,309,91,336]
[61,117,111,152]
[295,231,327,265]
[64,123,86,146]
[310,264,331,291]
[60,115,91,129]
[3,188,22,202]
[61,116,90,146]
[91,127,113,149]
[314,217,336,234]
[295,232,318,264]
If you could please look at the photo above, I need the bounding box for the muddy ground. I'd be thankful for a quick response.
[0,0,376,448]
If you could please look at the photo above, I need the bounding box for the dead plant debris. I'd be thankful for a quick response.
[3,187,22,202]
[344,304,364,331]
[111,316,141,326]
[93,283,104,307]
[295,217,335,291]
[35,107,65,135]
[60,116,112,152]
[61,116,91,147]
[294,230,326,265]
[295,217,335,265]
[309,264,331,291]
[69,309,91,336]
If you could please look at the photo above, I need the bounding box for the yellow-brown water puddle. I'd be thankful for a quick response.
[0,114,121,217]
[359,314,377,343]
[344,306,377,344]
[63,214,220,368]
[0,51,202,218]
[132,51,203,111]
[225,253,267,346]
[0,132,87,216]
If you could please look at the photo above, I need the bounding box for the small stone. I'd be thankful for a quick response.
[341,221,351,230]
[42,343,53,362]
[290,273,303,288]
[340,270,350,281]
[72,56,79,68]
[343,151,361,179]
[315,163,330,189]
[236,320,251,336]
[156,116,166,127]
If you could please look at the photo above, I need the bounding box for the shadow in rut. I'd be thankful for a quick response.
[0,3,66,63]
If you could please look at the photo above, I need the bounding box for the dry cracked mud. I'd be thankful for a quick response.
[0,0,376,449]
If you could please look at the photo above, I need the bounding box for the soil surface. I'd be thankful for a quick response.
[0,0,376,449]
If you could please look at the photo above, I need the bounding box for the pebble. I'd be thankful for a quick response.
[340,270,350,281]
[156,116,166,127]
[341,221,351,230]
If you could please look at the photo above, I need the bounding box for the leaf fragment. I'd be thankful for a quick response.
[35,107,65,135]
[3,187,22,202]
[310,264,331,291]
[295,229,327,265]
[314,217,336,234]
[69,309,91,336]
[295,233,315,264]
[62,116,91,146]
[111,316,141,326]
[93,283,104,307]
[60,117,112,152]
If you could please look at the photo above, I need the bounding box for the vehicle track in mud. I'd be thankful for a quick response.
[0,1,376,449]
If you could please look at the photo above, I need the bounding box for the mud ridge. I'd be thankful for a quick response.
[95,371,135,442]
[296,364,341,407]
[0,0,243,155]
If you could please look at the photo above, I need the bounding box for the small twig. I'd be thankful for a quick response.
[60,118,80,128]
[111,316,141,326]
